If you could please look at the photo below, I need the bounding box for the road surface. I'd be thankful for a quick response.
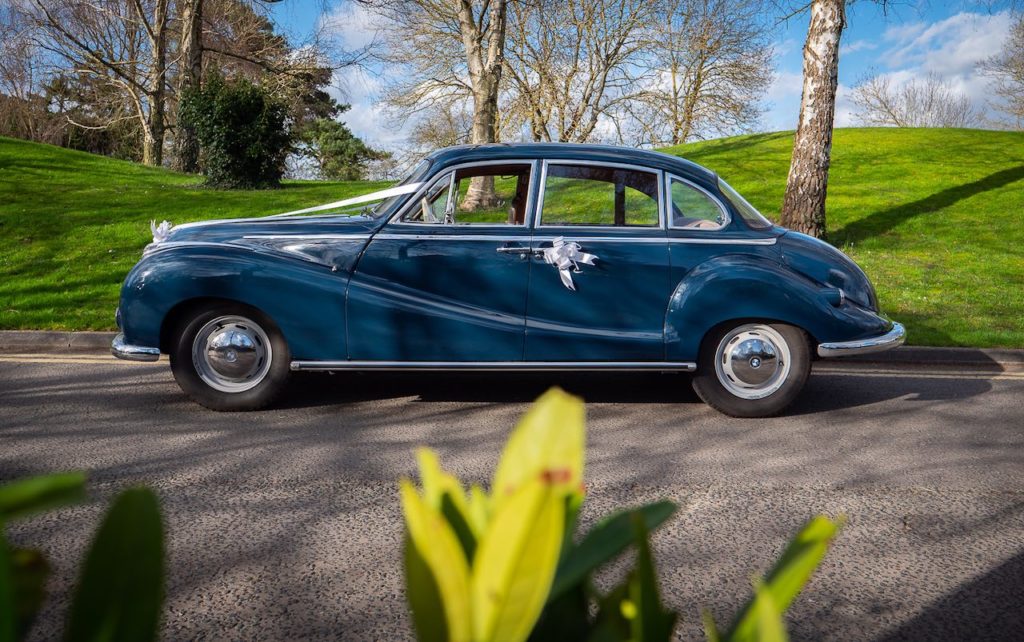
[1,354,1023,640]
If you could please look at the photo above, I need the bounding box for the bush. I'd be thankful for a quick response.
[179,74,291,189]
[400,388,842,642]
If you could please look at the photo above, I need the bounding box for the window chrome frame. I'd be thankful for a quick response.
[387,159,540,229]
[664,173,731,232]
[535,159,666,231]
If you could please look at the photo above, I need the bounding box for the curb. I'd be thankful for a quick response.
[0,331,117,354]
[1,330,1022,368]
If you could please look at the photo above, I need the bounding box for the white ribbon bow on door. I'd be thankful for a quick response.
[541,237,598,291]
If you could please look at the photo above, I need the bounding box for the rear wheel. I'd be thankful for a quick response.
[169,304,290,411]
[691,322,810,418]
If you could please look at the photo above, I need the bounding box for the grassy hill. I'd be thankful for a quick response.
[1,129,1022,347]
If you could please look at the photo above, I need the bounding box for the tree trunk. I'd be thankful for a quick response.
[779,0,845,239]
[456,0,506,211]
[143,0,169,166]
[174,0,203,173]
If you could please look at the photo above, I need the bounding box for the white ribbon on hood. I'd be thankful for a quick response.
[542,237,598,291]
[268,182,426,218]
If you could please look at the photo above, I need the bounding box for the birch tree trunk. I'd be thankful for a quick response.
[779,0,845,238]
[174,0,203,172]
[457,0,506,210]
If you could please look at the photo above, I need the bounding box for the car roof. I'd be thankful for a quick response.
[423,142,717,184]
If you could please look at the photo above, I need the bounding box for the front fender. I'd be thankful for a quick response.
[664,254,891,361]
[118,245,348,360]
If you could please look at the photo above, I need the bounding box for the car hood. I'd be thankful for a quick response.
[779,231,879,311]
[155,214,381,246]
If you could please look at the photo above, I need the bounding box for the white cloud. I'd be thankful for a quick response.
[840,39,878,56]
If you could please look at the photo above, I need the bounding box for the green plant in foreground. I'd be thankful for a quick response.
[401,388,841,642]
[0,473,164,642]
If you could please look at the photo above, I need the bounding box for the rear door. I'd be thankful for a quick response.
[524,161,671,362]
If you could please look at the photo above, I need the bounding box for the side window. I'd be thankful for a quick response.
[669,178,727,230]
[400,163,532,225]
[540,164,659,227]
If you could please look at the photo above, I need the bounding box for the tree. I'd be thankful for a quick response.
[179,73,291,188]
[627,0,774,146]
[503,0,655,143]
[779,0,845,238]
[979,13,1024,129]
[371,0,508,208]
[25,0,170,166]
[298,110,387,180]
[851,72,979,128]
[174,0,204,172]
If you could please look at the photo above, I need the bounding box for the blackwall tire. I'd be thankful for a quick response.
[169,304,290,411]
[691,322,810,418]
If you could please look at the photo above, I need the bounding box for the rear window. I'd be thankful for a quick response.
[717,178,773,230]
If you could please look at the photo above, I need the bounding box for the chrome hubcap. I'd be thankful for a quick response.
[192,315,272,393]
[714,324,791,400]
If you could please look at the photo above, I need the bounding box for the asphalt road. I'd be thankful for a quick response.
[2,355,1023,641]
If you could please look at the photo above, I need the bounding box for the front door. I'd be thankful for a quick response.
[347,161,537,361]
[525,161,671,361]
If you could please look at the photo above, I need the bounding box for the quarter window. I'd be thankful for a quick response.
[400,163,532,226]
[540,164,659,227]
[669,178,727,230]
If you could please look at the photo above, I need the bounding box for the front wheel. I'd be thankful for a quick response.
[169,304,290,411]
[691,322,810,418]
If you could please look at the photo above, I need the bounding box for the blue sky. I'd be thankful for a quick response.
[266,1,1018,148]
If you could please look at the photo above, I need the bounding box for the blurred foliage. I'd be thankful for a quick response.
[0,473,164,642]
[400,388,841,642]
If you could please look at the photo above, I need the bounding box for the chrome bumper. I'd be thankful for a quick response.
[817,322,906,358]
[111,333,160,362]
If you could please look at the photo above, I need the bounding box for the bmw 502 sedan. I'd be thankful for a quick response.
[112,143,904,417]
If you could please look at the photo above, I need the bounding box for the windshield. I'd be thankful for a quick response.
[717,178,774,230]
[369,158,432,218]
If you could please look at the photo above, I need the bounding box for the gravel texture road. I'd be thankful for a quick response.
[1,355,1023,641]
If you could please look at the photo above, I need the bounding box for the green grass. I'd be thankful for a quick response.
[1,128,1022,347]
[0,136,387,330]
[663,128,1024,348]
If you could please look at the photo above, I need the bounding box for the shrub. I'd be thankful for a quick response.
[400,388,841,641]
[179,74,291,189]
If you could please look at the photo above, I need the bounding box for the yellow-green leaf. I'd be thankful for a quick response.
[400,480,472,642]
[751,581,789,642]
[491,388,584,510]
[471,478,565,642]
[466,484,489,535]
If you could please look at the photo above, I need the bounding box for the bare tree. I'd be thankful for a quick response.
[979,13,1024,129]
[502,0,654,143]
[779,0,845,238]
[174,0,204,171]
[371,0,507,208]
[626,0,774,147]
[25,0,171,165]
[851,72,979,128]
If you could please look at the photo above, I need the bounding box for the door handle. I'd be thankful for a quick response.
[496,246,533,255]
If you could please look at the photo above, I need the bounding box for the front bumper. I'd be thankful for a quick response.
[111,333,160,362]
[817,322,906,358]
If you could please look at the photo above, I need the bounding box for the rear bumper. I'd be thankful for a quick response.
[111,333,160,362]
[817,322,906,358]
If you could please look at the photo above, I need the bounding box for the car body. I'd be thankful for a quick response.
[112,143,904,416]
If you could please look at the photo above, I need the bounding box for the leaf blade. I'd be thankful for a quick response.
[0,472,86,522]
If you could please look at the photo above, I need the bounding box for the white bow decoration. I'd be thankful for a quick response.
[151,220,173,244]
[542,237,598,291]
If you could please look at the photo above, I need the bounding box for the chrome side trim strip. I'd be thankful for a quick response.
[817,322,906,358]
[111,333,160,362]
[290,360,697,372]
[242,234,371,241]
[365,234,775,245]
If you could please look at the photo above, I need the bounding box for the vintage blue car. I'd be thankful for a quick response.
[112,143,904,417]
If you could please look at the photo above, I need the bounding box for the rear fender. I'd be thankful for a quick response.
[664,254,888,361]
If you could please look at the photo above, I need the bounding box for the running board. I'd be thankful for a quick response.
[290,360,697,372]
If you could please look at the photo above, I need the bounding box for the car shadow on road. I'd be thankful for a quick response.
[273,368,994,415]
